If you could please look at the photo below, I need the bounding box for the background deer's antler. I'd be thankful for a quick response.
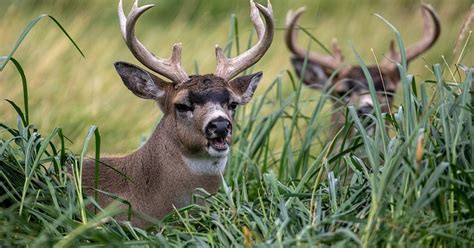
[285,7,344,71]
[381,3,441,73]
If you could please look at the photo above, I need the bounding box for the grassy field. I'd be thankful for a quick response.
[1,0,473,246]
[1,0,472,153]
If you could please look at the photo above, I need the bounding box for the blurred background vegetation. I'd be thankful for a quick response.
[1,0,472,153]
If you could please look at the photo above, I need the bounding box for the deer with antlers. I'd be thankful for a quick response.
[285,4,440,136]
[80,0,273,227]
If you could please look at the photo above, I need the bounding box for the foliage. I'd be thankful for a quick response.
[1,4,473,247]
[1,0,471,153]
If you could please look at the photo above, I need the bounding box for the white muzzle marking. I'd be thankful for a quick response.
[202,104,229,133]
[359,94,373,107]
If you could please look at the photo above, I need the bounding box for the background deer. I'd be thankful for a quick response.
[285,4,440,136]
[80,0,274,227]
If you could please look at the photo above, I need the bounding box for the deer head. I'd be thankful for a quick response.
[285,4,440,118]
[116,0,273,159]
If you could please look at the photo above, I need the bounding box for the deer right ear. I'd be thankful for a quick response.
[291,57,329,89]
[114,62,166,100]
[229,72,263,104]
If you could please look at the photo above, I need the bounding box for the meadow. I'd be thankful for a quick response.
[1,0,472,153]
[1,0,473,246]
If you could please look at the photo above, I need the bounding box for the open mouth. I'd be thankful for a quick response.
[208,137,229,151]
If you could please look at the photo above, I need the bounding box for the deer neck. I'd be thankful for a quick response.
[128,117,225,190]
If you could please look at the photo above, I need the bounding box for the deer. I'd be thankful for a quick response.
[79,0,274,227]
[285,4,440,137]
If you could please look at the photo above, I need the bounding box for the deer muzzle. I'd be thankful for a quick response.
[205,117,232,152]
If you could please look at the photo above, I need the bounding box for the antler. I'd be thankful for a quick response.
[381,3,441,72]
[285,7,344,70]
[215,0,274,81]
[118,0,189,84]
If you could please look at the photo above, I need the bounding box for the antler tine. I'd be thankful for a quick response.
[284,7,307,57]
[284,7,343,70]
[118,0,189,84]
[250,0,268,38]
[381,4,440,72]
[215,0,274,81]
[405,4,441,61]
[118,0,127,40]
[331,38,343,62]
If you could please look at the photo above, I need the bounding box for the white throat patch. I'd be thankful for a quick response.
[182,156,227,176]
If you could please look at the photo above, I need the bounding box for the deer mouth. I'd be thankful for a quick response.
[208,137,229,151]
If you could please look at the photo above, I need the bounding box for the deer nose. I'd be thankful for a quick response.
[358,105,373,116]
[206,117,232,138]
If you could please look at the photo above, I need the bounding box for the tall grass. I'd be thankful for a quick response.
[1,2,474,247]
[1,0,471,153]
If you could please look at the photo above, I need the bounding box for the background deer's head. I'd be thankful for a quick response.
[285,4,440,116]
[115,0,273,159]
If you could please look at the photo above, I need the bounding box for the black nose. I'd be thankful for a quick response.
[358,105,373,115]
[206,117,232,138]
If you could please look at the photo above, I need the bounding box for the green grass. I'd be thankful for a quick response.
[1,1,474,247]
[0,0,472,153]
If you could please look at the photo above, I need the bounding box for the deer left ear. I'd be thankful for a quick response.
[291,57,329,89]
[229,72,263,104]
[114,61,167,100]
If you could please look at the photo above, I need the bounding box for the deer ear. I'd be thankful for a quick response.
[291,57,329,89]
[114,61,166,100]
[229,72,263,104]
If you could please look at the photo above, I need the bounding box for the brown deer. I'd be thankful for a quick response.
[80,0,273,227]
[285,4,440,136]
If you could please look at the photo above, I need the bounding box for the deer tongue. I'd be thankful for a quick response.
[210,137,228,150]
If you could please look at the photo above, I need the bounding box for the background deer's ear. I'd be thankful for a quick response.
[229,72,263,104]
[114,61,167,100]
[291,57,329,89]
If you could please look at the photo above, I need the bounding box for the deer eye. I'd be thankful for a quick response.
[228,102,238,111]
[334,90,348,98]
[175,103,194,113]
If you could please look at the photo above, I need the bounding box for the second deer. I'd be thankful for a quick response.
[285,4,440,136]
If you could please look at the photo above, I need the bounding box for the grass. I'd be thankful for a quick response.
[0,0,472,153]
[1,0,474,247]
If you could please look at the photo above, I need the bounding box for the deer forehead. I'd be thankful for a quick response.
[336,66,398,93]
[174,88,234,105]
[173,76,236,105]
[189,88,231,105]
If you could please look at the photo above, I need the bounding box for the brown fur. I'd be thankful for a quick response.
[93,0,272,227]
[82,122,220,227]
[82,63,263,227]
[286,4,440,136]
[291,57,398,136]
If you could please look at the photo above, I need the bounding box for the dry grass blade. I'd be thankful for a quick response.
[453,4,474,57]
